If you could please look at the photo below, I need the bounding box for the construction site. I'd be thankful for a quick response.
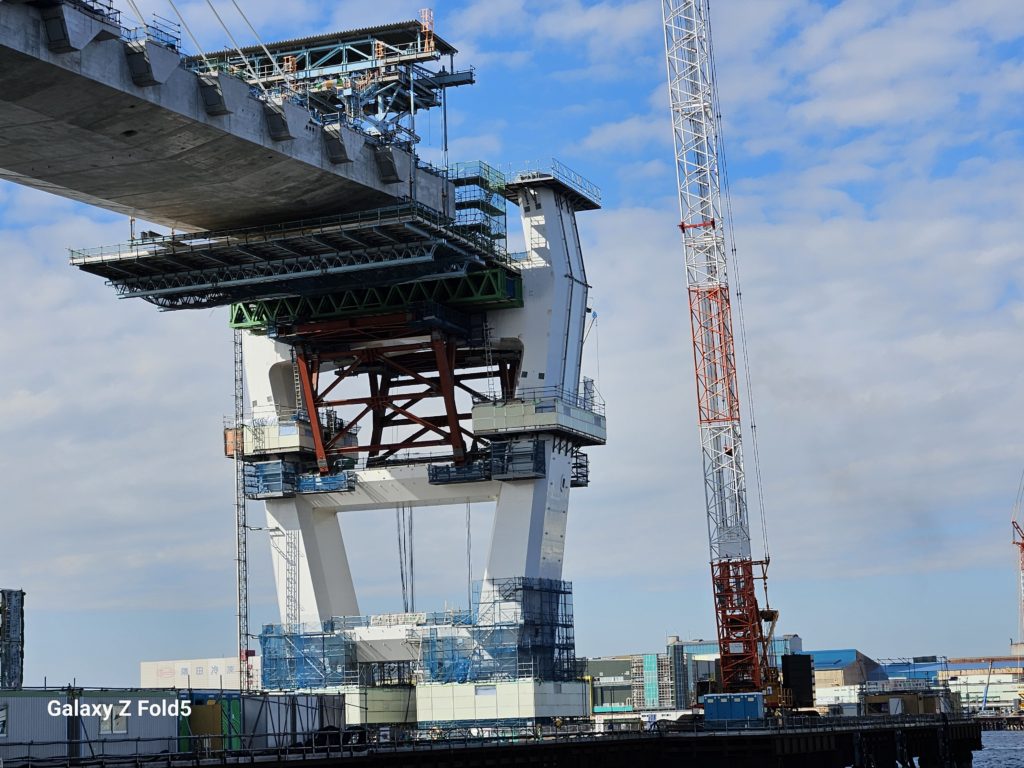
[0,0,996,766]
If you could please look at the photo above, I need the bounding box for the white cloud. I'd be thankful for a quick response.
[449,0,529,38]
[579,114,670,153]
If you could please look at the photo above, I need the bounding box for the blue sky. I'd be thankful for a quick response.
[2,0,1024,686]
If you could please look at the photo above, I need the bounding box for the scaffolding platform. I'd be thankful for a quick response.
[70,202,513,309]
[260,622,358,690]
[243,461,354,499]
[229,271,522,332]
[451,161,508,243]
[427,438,546,485]
[472,387,607,446]
[504,160,602,211]
[419,578,577,684]
[0,589,25,689]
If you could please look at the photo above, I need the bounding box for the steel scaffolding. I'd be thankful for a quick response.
[418,578,577,684]
[259,622,358,690]
[0,589,25,689]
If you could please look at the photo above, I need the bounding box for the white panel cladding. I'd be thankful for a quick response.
[472,399,606,445]
[484,441,572,581]
[414,681,588,724]
[337,687,416,725]
[0,693,72,760]
[481,181,593,587]
[74,693,180,755]
[0,691,190,760]
[490,187,589,394]
[139,656,262,690]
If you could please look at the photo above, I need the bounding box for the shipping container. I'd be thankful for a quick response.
[0,689,346,763]
[702,692,765,723]
[0,691,74,762]
[74,690,182,756]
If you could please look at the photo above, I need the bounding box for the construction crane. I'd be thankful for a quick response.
[661,0,783,699]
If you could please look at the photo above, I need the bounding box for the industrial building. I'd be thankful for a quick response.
[941,656,1024,712]
[803,648,886,689]
[140,657,263,690]
[584,642,689,716]
[805,654,965,716]
[678,635,803,704]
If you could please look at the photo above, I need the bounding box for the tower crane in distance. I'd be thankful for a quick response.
[661,0,788,706]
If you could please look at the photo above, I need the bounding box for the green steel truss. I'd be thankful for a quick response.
[230,268,522,330]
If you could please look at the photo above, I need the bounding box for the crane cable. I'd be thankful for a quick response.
[704,0,771,566]
[123,0,146,28]
[1013,466,1024,525]
[168,0,215,73]
[396,504,415,613]
[229,0,298,92]
[203,0,268,94]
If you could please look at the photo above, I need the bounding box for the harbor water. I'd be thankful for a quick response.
[976,730,1024,766]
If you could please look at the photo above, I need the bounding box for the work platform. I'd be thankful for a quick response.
[70,201,518,309]
[0,1,453,229]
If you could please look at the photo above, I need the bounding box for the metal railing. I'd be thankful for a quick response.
[0,715,977,767]
[509,159,601,206]
[69,200,513,267]
[67,0,120,27]
[122,14,181,49]
[508,386,607,417]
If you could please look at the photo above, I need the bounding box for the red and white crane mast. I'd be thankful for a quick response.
[662,0,775,694]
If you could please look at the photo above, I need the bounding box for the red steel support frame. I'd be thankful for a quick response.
[295,351,330,473]
[294,333,477,473]
[712,559,763,691]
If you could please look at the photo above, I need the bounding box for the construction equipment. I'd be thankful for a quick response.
[661,0,785,703]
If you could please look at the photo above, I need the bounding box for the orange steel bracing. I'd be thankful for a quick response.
[664,0,775,695]
[712,559,764,691]
[292,322,477,476]
[419,8,435,53]
[689,284,741,425]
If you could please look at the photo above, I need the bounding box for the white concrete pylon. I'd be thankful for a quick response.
[483,181,591,585]
[265,496,360,623]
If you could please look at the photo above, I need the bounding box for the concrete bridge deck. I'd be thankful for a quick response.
[0,0,448,230]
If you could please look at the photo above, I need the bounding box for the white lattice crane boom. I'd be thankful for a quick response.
[662,0,778,695]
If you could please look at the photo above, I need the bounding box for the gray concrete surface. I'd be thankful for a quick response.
[0,2,451,231]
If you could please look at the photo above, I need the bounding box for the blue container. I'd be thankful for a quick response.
[703,692,765,723]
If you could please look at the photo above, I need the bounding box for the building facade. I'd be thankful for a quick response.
[676,634,802,705]
[140,657,262,690]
